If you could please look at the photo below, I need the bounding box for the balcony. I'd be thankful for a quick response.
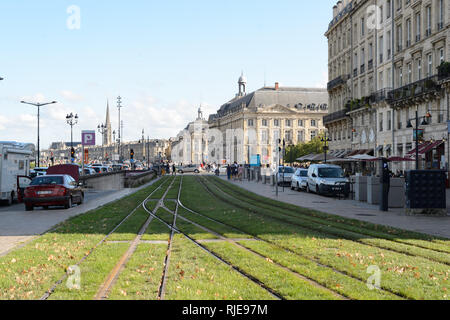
[370,88,392,104]
[387,75,440,107]
[323,109,349,125]
[327,74,350,91]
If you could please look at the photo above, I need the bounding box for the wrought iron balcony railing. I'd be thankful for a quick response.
[387,75,439,105]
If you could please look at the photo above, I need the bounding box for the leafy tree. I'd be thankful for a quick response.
[283,134,325,164]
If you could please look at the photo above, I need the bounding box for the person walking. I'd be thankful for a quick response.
[226,164,231,180]
[172,163,176,176]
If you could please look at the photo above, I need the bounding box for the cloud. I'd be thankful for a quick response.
[61,90,83,102]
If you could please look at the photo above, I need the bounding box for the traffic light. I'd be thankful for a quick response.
[71,148,75,159]
[130,149,135,160]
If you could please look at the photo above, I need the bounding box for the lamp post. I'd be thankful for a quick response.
[321,133,332,163]
[66,113,79,163]
[98,123,107,160]
[406,109,431,170]
[21,100,57,167]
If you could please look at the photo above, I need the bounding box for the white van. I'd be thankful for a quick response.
[306,164,350,197]
[0,142,33,205]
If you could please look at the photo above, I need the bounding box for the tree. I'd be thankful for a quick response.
[283,134,325,164]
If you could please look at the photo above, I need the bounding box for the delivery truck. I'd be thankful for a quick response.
[0,141,34,205]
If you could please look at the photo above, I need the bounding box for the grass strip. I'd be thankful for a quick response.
[48,243,129,300]
[166,177,181,199]
[108,243,167,300]
[238,240,400,300]
[204,241,341,300]
[0,181,160,300]
[142,218,171,241]
[165,200,177,212]
[108,207,150,241]
[146,200,159,212]
[178,206,251,239]
[182,177,450,300]
[211,176,450,249]
[206,179,450,265]
[164,235,275,300]
[149,177,173,199]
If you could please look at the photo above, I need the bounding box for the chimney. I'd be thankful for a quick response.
[333,5,338,18]
[275,82,279,90]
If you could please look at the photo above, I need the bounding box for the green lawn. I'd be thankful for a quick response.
[1,174,448,300]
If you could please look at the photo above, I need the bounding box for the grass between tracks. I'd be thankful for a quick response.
[180,176,449,300]
[0,178,164,300]
[164,235,275,300]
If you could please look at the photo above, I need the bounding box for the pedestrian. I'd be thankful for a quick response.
[238,165,243,181]
[226,164,231,180]
[172,163,176,176]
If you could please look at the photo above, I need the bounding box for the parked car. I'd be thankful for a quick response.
[277,166,295,186]
[291,168,308,191]
[23,174,84,211]
[177,165,201,174]
[30,167,48,178]
[306,164,350,197]
[82,168,96,175]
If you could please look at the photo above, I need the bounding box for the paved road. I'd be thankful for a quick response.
[0,179,161,256]
[220,177,450,239]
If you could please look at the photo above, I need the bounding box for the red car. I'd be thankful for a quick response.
[23,175,84,211]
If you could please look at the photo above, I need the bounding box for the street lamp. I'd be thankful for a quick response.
[21,100,57,167]
[66,113,79,163]
[406,109,431,170]
[98,123,107,160]
[321,133,332,163]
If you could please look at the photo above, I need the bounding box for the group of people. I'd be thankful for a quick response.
[226,162,244,181]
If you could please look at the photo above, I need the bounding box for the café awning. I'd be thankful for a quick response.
[406,140,444,156]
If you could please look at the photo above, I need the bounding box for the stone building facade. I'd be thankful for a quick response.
[325,0,449,171]
[207,76,329,167]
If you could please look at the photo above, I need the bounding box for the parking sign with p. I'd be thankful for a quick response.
[82,131,96,146]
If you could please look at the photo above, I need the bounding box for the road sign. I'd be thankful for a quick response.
[82,131,96,146]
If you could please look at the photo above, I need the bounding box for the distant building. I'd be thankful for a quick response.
[208,74,329,166]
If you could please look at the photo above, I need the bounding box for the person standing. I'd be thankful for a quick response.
[226,164,231,180]
[172,163,176,176]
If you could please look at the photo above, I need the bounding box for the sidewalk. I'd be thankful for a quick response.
[0,178,161,257]
[220,177,450,239]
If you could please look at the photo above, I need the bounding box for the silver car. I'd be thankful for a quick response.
[277,166,295,186]
[291,168,308,191]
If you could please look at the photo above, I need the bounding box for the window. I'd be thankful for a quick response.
[415,12,421,42]
[408,63,412,83]
[406,18,411,47]
[274,119,280,127]
[427,54,433,76]
[310,130,317,140]
[261,130,269,144]
[285,130,292,142]
[398,66,403,87]
[426,6,432,36]
[438,0,444,29]
[379,71,384,89]
[387,31,392,58]
[387,0,391,19]
[262,119,268,127]
[285,119,291,127]
[298,119,304,127]
[387,111,392,130]
[297,131,305,143]
[379,113,384,132]
[417,58,422,80]
[248,119,254,127]
[311,119,317,127]
[397,24,402,51]
[439,48,444,64]
[19,160,24,170]
[361,17,365,36]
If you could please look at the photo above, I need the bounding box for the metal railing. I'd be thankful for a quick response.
[387,75,439,104]
[323,109,349,125]
[327,74,349,91]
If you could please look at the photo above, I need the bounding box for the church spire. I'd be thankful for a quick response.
[104,100,112,146]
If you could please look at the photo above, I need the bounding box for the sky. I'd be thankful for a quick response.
[0,0,335,149]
